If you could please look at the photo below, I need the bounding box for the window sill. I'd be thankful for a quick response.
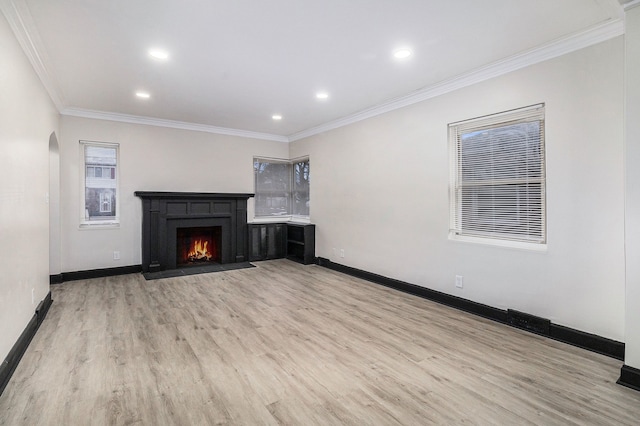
[290,216,311,224]
[79,221,120,230]
[449,233,547,252]
[251,216,310,224]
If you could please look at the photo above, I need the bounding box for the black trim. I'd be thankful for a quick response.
[35,292,52,324]
[549,324,625,360]
[51,265,142,284]
[317,257,507,322]
[316,257,624,360]
[49,274,63,285]
[134,191,254,199]
[0,291,53,397]
[617,365,640,392]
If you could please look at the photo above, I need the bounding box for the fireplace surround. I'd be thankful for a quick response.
[135,192,253,273]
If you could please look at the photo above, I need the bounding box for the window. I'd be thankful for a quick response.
[449,104,545,245]
[254,157,310,218]
[292,159,310,216]
[81,141,119,225]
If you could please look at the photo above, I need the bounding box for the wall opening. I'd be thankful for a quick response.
[49,132,60,276]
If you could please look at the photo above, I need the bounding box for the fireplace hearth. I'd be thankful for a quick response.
[135,192,254,273]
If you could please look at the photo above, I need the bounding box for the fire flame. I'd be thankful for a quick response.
[188,239,212,262]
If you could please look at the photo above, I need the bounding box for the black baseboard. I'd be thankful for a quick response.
[617,365,640,392]
[35,292,52,324]
[50,265,142,284]
[317,257,507,322]
[316,257,624,361]
[49,274,63,285]
[549,323,625,360]
[0,291,53,397]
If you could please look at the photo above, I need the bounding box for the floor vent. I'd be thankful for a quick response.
[507,309,550,335]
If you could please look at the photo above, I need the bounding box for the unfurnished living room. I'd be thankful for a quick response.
[2,0,640,424]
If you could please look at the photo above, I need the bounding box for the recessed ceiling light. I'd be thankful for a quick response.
[149,49,169,60]
[316,92,329,100]
[393,48,412,59]
[272,114,282,120]
[136,92,150,99]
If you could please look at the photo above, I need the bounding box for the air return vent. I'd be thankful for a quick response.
[507,309,550,335]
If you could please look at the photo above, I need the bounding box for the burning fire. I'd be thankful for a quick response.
[187,239,212,262]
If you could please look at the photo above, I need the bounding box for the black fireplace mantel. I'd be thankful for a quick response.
[135,191,254,273]
[135,191,255,200]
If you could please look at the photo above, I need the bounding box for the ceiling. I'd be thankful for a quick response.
[1,0,625,141]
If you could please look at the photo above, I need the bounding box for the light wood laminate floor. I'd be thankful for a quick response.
[1,259,639,425]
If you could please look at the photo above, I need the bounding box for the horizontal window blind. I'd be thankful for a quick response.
[254,159,291,217]
[449,105,546,244]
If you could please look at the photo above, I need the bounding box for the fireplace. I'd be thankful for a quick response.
[176,226,221,266]
[135,192,253,273]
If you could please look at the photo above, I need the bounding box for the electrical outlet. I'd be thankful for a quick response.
[113,251,120,260]
[340,249,345,258]
[455,275,464,289]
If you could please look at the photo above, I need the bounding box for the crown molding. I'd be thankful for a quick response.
[1,0,286,143]
[61,108,289,143]
[0,0,65,110]
[2,0,625,145]
[623,0,640,11]
[288,18,624,142]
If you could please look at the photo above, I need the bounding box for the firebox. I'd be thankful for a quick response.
[176,226,222,266]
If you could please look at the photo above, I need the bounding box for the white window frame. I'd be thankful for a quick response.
[253,156,310,222]
[80,141,120,228]
[448,104,546,249]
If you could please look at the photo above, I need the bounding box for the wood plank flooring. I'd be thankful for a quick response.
[1,259,639,425]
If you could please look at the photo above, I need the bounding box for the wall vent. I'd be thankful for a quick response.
[507,309,550,335]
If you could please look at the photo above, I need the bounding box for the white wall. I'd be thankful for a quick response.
[0,13,58,361]
[624,5,640,369]
[59,116,288,272]
[290,37,626,341]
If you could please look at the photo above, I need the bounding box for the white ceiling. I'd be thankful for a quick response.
[1,0,625,141]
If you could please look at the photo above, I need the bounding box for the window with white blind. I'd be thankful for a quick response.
[449,104,546,245]
[254,157,310,219]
